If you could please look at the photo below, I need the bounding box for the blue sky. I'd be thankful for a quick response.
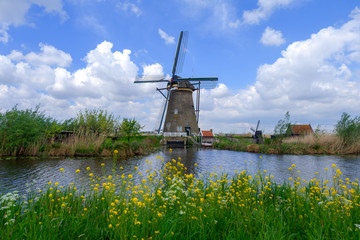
[0,0,360,133]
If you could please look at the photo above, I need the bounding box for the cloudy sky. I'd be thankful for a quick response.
[0,0,359,134]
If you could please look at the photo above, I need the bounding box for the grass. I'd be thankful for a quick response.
[0,134,162,158]
[1,153,360,239]
[214,136,252,152]
[283,133,360,154]
[215,133,360,155]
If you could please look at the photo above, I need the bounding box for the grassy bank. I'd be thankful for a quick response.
[1,155,360,239]
[214,134,360,155]
[0,106,161,158]
[0,134,162,159]
[41,135,162,158]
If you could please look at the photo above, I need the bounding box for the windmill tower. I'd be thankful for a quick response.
[250,120,263,144]
[134,31,218,136]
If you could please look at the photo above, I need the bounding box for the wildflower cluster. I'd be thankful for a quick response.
[1,157,360,239]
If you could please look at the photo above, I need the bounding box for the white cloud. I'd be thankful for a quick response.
[0,0,67,43]
[142,63,165,78]
[18,43,72,67]
[0,41,162,124]
[260,27,285,46]
[117,1,142,17]
[199,7,360,133]
[158,29,175,45]
[0,26,9,43]
[242,0,295,25]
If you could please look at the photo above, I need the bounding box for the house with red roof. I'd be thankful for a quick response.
[200,130,215,147]
[289,125,314,136]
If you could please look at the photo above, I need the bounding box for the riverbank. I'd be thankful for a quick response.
[214,134,360,155]
[0,135,162,159]
[1,155,359,239]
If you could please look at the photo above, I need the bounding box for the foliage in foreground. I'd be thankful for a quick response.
[1,156,360,239]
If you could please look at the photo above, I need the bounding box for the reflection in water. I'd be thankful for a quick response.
[1,148,360,194]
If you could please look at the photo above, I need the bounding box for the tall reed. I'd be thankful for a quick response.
[283,133,360,154]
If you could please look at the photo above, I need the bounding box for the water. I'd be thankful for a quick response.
[1,148,360,194]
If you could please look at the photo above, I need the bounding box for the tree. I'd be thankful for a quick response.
[334,112,360,145]
[74,108,119,135]
[274,111,291,136]
[0,105,56,155]
[119,118,143,143]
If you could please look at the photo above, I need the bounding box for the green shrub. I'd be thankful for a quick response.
[274,111,292,137]
[130,141,144,151]
[51,142,62,149]
[75,108,119,136]
[0,105,56,155]
[102,138,114,150]
[75,146,95,156]
[119,118,143,143]
[334,112,360,145]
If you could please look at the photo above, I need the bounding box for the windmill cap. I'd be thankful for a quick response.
[177,80,195,90]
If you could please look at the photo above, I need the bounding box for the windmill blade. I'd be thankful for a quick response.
[192,82,217,89]
[186,77,218,89]
[175,31,188,75]
[250,127,256,133]
[195,87,200,122]
[157,89,171,133]
[179,77,218,82]
[172,31,189,76]
[255,120,260,132]
[134,79,168,83]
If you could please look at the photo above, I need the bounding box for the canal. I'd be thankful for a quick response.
[1,148,360,194]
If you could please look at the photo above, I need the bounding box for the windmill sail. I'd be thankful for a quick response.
[154,93,169,132]
[134,31,218,136]
[156,89,171,133]
[175,31,188,75]
[172,31,183,76]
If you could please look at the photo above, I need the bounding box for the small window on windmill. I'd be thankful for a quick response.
[174,109,178,118]
[177,126,182,132]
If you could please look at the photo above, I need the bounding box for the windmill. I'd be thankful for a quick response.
[250,120,263,144]
[134,31,218,135]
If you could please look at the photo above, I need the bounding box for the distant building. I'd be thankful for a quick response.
[201,130,215,147]
[289,125,314,136]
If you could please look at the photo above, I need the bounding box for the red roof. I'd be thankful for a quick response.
[201,130,214,137]
[290,125,313,135]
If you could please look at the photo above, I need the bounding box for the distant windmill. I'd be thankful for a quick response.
[134,31,218,135]
[250,120,263,144]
